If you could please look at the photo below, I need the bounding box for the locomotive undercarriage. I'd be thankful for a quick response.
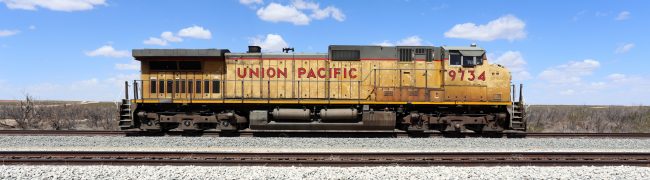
[124,103,519,136]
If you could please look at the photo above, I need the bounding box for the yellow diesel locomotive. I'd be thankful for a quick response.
[118,44,526,135]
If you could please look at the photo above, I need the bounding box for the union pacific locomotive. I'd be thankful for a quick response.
[118,44,526,136]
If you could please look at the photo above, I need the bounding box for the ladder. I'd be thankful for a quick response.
[510,84,526,131]
[510,102,526,130]
[118,99,133,130]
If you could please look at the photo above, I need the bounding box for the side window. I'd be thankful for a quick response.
[449,52,461,65]
[196,80,202,93]
[204,80,210,94]
[180,80,186,93]
[476,56,483,65]
[175,80,180,93]
[212,80,220,93]
[158,80,165,94]
[167,80,173,95]
[149,61,177,71]
[179,61,202,70]
[150,80,157,93]
[188,81,193,93]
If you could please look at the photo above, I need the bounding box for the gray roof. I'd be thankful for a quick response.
[227,53,327,59]
[132,49,230,58]
[442,46,485,56]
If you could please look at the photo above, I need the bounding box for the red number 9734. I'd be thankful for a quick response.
[448,70,486,81]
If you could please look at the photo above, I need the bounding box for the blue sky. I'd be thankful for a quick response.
[0,0,648,105]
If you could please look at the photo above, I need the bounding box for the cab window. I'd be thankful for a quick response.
[462,56,483,67]
[463,56,475,66]
[449,52,461,65]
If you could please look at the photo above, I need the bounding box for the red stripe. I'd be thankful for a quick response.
[229,58,402,61]
[227,58,453,62]
[229,57,328,60]
[360,58,398,61]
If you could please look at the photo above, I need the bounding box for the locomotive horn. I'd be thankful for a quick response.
[282,47,294,53]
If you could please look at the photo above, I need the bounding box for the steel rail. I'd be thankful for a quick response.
[1,130,650,138]
[525,133,650,138]
[1,151,649,166]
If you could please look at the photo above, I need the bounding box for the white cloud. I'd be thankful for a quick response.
[0,29,19,37]
[1,0,106,12]
[615,11,630,21]
[257,3,310,25]
[291,0,345,21]
[607,73,626,81]
[250,34,289,52]
[143,37,168,46]
[374,41,394,46]
[143,26,212,46]
[444,14,526,41]
[254,0,345,25]
[161,31,182,42]
[527,70,650,105]
[492,51,531,81]
[239,0,263,5]
[615,43,635,54]
[538,59,600,84]
[292,0,318,10]
[28,25,36,30]
[177,25,212,39]
[396,36,423,46]
[559,89,575,95]
[589,82,607,90]
[311,6,345,21]
[373,36,423,46]
[605,73,643,84]
[115,61,140,71]
[85,45,130,58]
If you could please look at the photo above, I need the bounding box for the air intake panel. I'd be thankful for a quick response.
[247,46,261,53]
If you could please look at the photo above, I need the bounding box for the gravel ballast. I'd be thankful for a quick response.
[1,165,649,179]
[1,136,650,152]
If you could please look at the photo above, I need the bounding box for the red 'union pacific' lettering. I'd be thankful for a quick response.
[237,67,288,78]
[237,67,357,79]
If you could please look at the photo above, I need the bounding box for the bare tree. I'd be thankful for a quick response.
[5,94,37,129]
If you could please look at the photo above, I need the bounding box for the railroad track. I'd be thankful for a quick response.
[1,130,650,138]
[1,151,649,166]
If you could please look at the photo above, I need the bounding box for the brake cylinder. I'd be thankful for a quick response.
[319,109,358,122]
[271,108,311,121]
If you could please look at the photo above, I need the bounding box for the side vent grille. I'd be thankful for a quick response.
[384,90,393,96]
[331,50,360,61]
[399,49,413,61]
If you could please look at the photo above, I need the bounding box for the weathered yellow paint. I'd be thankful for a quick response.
[137,54,511,106]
